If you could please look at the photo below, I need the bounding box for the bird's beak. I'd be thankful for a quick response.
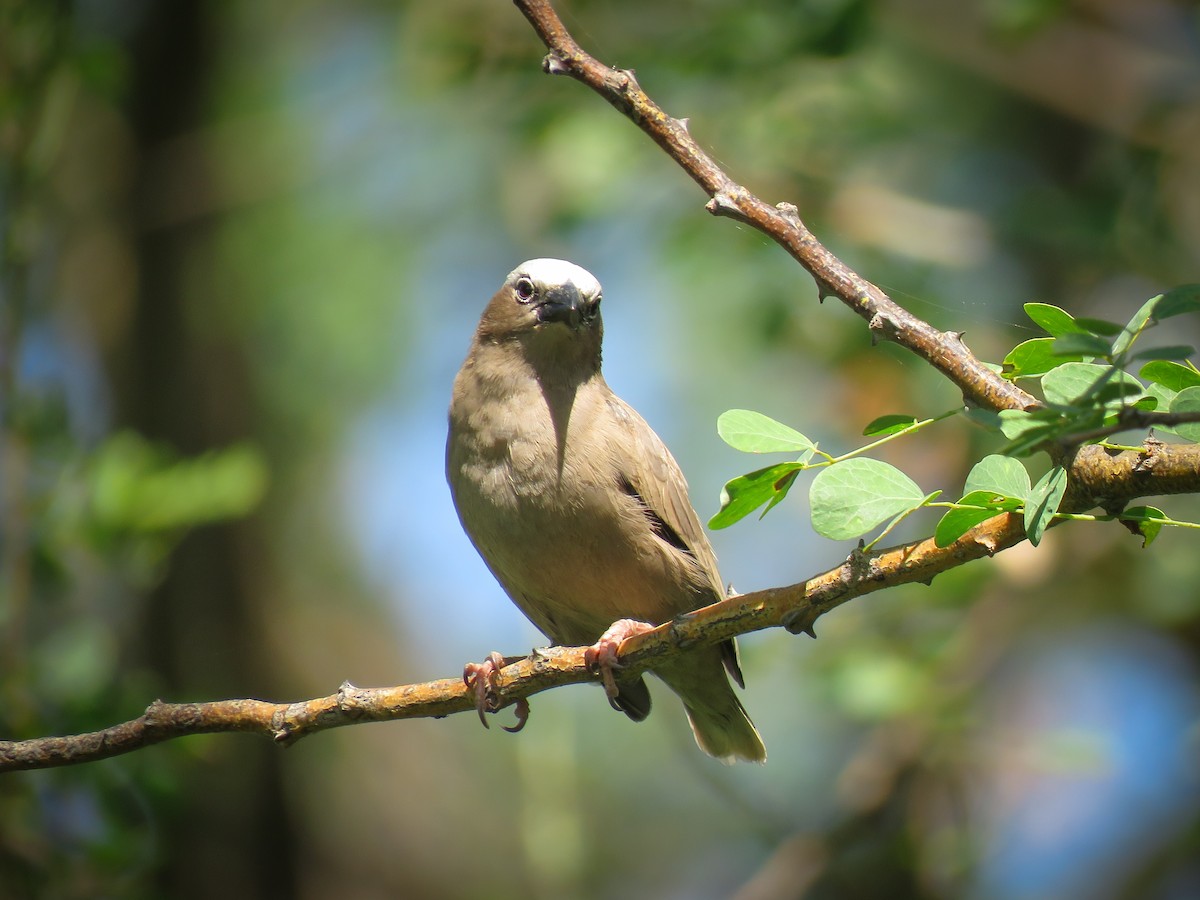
[534,284,599,330]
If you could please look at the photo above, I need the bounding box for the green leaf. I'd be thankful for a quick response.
[958,489,1023,512]
[1128,345,1195,363]
[1139,360,1200,392]
[1052,333,1111,358]
[1091,380,1146,406]
[935,506,1002,547]
[998,409,1055,441]
[862,414,918,437]
[809,458,925,541]
[962,407,1002,431]
[1112,294,1168,357]
[91,433,269,533]
[1122,506,1166,548]
[1024,466,1068,546]
[1003,338,1080,379]
[1073,316,1124,337]
[1042,362,1144,408]
[964,455,1031,501]
[1024,302,1087,337]
[1145,385,1177,433]
[1168,386,1200,443]
[1149,285,1200,320]
[934,490,1022,548]
[760,468,800,518]
[709,462,804,529]
[717,409,816,454]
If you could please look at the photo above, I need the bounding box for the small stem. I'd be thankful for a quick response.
[829,409,959,466]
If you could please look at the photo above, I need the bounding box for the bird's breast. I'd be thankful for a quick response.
[448,383,706,643]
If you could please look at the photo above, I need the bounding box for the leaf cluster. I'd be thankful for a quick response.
[712,285,1200,549]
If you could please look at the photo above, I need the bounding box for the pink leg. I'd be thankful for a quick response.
[463,652,531,733]
[583,619,656,702]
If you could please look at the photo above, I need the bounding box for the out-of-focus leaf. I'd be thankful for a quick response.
[1128,345,1195,363]
[833,652,925,719]
[1074,317,1124,337]
[90,432,269,533]
[1148,284,1200,320]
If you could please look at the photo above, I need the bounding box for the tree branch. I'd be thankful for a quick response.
[2,509,1033,773]
[3,434,1196,772]
[512,0,1036,415]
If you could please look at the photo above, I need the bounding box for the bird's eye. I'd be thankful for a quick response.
[514,277,536,303]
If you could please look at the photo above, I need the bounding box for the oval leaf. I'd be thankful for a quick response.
[1168,386,1200,443]
[964,455,1031,501]
[1042,362,1144,408]
[810,458,925,541]
[1139,360,1200,393]
[935,507,1002,547]
[717,409,816,454]
[862,414,918,437]
[1024,303,1086,338]
[1003,338,1080,379]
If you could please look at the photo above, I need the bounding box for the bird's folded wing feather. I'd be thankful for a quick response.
[605,394,725,601]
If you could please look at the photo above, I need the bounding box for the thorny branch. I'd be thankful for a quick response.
[513,0,1036,414]
[4,0,1200,773]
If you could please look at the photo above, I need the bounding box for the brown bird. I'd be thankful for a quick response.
[446,258,765,763]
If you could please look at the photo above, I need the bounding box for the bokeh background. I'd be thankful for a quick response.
[3,0,1200,897]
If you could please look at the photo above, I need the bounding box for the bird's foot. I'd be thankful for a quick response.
[463,651,531,733]
[584,618,655,707]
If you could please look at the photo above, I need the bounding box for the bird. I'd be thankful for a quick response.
[446,258,765,763]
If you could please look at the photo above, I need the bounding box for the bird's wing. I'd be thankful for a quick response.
[605,392,724,600]
[605,392,746,687]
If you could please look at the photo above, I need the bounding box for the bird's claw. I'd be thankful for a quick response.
[584,639,622,701]
[584,618,655,704]
[463,651,531,732]
[502,698,530,733]
[463,651,506,729]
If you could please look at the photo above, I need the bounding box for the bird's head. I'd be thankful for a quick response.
[478,259,603,346]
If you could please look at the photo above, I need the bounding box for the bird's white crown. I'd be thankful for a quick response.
[510,258,602,297]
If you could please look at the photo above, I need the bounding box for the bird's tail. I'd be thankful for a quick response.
[656,649,766,764]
